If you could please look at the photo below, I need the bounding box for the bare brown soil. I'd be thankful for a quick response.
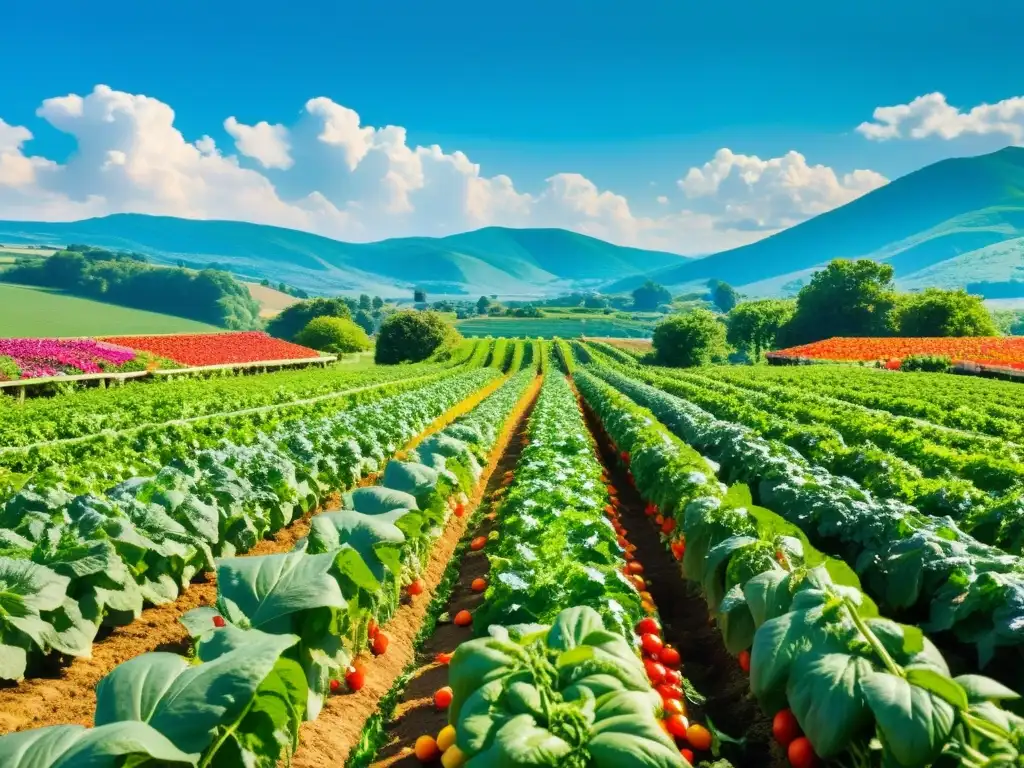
[293,376,540,767]
[0,375,507,736]
[582,401,786,768]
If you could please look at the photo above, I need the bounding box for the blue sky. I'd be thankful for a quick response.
[1,0,1021,253]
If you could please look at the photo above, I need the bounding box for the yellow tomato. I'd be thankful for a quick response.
[441,744,467,768]
[437,725,457,752]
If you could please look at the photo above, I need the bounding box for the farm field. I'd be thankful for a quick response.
[243,280,301,318]
[0,336,1021,768]
[771,335,1024,369]
[0,283,221,337]
[456,315,654,338]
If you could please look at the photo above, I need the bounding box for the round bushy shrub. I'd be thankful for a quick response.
[295,316,371,354]
[652,309,729,367]
[375,310,461,364]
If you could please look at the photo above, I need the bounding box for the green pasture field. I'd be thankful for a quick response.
[455,316,654,338]
[0,283,222,337]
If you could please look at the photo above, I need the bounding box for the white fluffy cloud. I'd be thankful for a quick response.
[0,84,888,255]
[679,148,888,230]
[857,92,1024,144]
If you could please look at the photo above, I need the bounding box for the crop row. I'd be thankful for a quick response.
[445,369,691,767]
[574,367,1022,768]
[0,338,493,448]
[0,366,500,683]
[0,364,540,767]
[577,354,1024,690]
[0,341,501,504]
[587,347,1024,551]
[716,364,1024,442]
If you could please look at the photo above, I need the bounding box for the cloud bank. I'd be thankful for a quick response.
[0,84,890,254]
[857,92,1024,145]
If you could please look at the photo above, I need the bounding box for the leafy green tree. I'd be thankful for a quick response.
[375,311,461,364]
[353,308,375,334]
[584,294,609,309]
[652,309,729,367]
[778,259,897,345]
[709,280,739,313]
[266,297,352,340]
[414,288,427,303]
[631,280,672,311]
[358,293,372,311]
[727,299,796,360]
[295,316,371,354]
[372,296,384,310]
[476,296,491,315]
[892,288,999,337]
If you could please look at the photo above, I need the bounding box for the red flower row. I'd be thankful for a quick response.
[102,331,320,367]
[769,336,1024,370]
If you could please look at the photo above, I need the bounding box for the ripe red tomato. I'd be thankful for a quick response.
[773,709,801,747]
[454,609,473,627]
[345,665,365,692]
[665,714,690,739]
[630,574,646,591]
[329,679,341,693]
[656,684,682,701]
[627,561,644,575]
[636,617,661,636]
[738,650,751,673]
[435,652,453,665]
[661,518,676,535]
[454,503,466,518]
[407,579,424,597]
[471,577,487,592]
[787,736,817,768]
[470,536,487,551]
[644,659,667,685]
[680,748,694,764]
[212,615,226,628]
[372,631,390,656]
[686,723,713,751]
[433,686,454,710]
[660,645,681,668]
[663,699,685,717]
[368,619,379,639]
[641,633,664,656]
[664,669,682,687]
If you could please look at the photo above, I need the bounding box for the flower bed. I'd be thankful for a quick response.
[102,331,321,367]
[0,338,137,380]
[769,336,1024,369]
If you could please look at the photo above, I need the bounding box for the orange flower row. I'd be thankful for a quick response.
[768,337,1024,370]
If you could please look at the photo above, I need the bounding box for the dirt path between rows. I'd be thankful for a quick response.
[0,375,507,736]
[581,401,785,768]
[292,376,540,767]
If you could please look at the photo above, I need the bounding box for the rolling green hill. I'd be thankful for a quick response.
[605,146,1024,296]
[0,284,221,337]
[0,215,687,298]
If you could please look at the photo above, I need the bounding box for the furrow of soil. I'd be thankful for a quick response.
[0,374,506,736]
[581,400,786,768]
[292,375,540,767]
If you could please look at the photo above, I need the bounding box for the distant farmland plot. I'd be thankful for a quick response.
[244,281,301,318]
[0,283,222,337]
[0,245,58,257]
[455,316,654,338]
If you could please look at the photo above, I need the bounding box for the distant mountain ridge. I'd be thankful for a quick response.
[606,146,1024,297]
[0,215,688,298]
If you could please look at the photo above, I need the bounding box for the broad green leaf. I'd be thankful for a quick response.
[861,671,956,767]
[215,550,346,632]
[786,651,873,757]
[954,674,1020,702]
[467,714,574,767]
[0,722,196,768]
[94,631,298,755]
[342,486,418,514]
[589,690,687,768]
[905,667,969,711]
[743,570,792,627]
[718,584,755,655]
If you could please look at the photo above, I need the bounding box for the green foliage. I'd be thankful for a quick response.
[265,297,352,341]
[375,310,461,364]
[631,279,671,311]
[652,309,729,367]
[899,354,952,372]
[892,288,999,337]
[476,295,491,315]
[583,293,609,309]
[352,309,375,335]
[709,279,739,313]
[726,299,796,360]
[294,316,371,354]
[778,259,898,345]
[990,309,1024,336]
[1,249,260,330]
[0,355,20,381]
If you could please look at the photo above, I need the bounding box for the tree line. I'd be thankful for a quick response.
[2,246,262,329]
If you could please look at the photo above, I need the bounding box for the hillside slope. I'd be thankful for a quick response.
[605,146,1024,296]
[0,215,686,297]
